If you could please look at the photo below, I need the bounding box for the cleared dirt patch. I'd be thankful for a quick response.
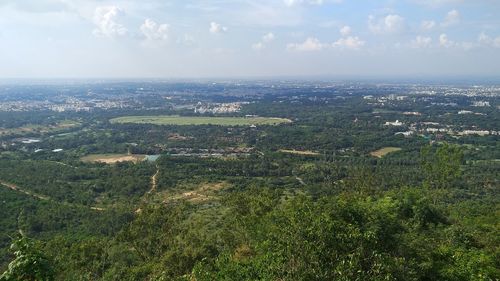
[163,181,230,204]
[81,154,146,164]
[279,149,320,156]
[370,147,402,158]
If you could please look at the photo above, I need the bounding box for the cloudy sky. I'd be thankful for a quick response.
[0,0,499,78]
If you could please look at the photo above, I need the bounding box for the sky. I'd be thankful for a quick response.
[0,0,499,79]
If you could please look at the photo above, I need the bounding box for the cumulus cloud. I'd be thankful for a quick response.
[92,6,127,38]
[340,25,351,36]
[332,36,365,49]
[334,27,365,49]
[252,32,275,51]
[209,21,227,34]
[441,9,460,27]
[287,34,364,51]
[421,20,436,31]
[368,14,406,35]
[439,33,455,48]
[287,37,326,51]
[262,32,275,42]
[140,19,169,41]
[411,36,432,48]
[478,32,500,48]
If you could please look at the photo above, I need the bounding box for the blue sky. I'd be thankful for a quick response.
[0,0,499,78]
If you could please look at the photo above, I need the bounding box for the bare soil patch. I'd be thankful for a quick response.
[81,154,146,164]
[279,149,320,156]
[163,181,230,204]
[370,147,402,158]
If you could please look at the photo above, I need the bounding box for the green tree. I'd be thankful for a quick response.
[0,237,54,281]
[421,143,463,189]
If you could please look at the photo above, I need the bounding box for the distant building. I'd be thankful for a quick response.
[395,131,413,137]
[458,130,490,136]
[403,112,421,116]
[21,139,41,144]
[384,120,403,126]
[472,101,490,107]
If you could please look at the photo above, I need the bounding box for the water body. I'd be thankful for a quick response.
[145,155,161,162]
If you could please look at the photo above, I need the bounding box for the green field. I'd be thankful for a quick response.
[109,115,292,126]
[0,120,80,136]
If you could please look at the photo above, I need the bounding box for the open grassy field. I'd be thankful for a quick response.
[109,115,292,126]
[0,120,80,136]
[81,154,146,164]
[370,147,402,158]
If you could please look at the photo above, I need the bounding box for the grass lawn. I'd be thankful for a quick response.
[109,115,292,126]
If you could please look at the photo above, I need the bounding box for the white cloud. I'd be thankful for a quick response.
[252,42,264,50]
[287,34,364,51]
[340,25,351,36]
[262,32,275,42]
[478,32,500,48]
[92,6,127,38]
[421,20,436,31]
[332,36,365,49]
[411,36,432,48]
[252,32,275,51]
[439,33,455,48]
[209,22,227,34]
[368,14,406,35]
[287,37,326,51]
[140,19,169,41]
[433,33,478,50]
[478,32,491,45]
[441,9,460,27]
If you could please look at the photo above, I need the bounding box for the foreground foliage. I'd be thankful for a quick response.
[0,238,54,281]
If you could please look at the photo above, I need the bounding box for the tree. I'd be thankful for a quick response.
[421,143,463,189]
[0,237,54,281]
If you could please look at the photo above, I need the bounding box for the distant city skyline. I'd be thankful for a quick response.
[0,0,499,78]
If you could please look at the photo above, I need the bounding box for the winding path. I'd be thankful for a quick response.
[295,176,306,186]
[0,181,49,200]
[0,180,105,211]
[148,165,160,194]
